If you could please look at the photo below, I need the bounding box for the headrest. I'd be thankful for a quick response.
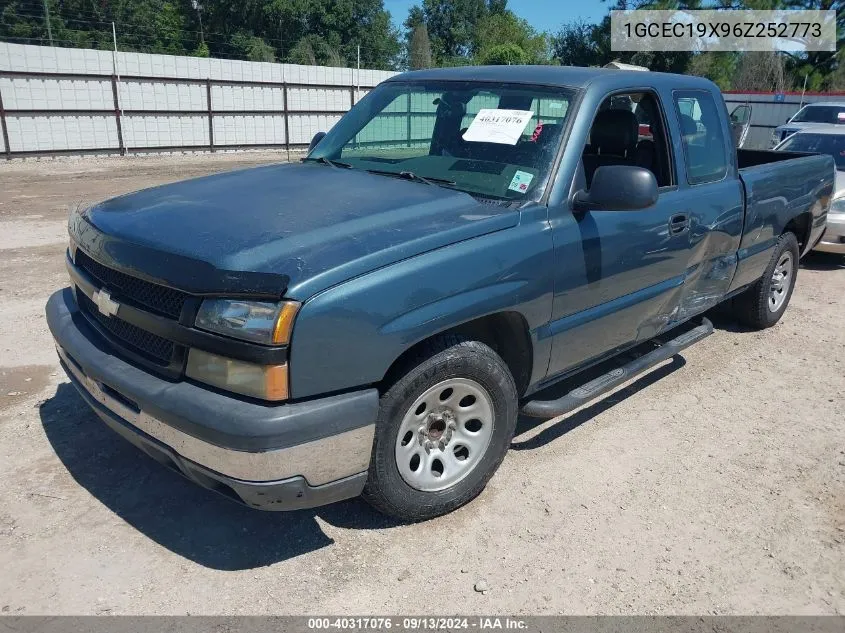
[679,114,698,136]
[591,109,638,156]
[435,95,466,120]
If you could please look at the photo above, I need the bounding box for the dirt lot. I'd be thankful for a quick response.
[0,153,843,616]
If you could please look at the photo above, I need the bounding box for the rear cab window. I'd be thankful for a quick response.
[672,90,729,185]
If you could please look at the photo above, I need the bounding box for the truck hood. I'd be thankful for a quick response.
[75,163,519,299]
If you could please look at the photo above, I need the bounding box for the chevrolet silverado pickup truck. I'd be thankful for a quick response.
[46,66,834,522]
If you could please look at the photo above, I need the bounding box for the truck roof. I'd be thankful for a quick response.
[387,65,719,93]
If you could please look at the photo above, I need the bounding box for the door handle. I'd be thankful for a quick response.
[669,214,689,235]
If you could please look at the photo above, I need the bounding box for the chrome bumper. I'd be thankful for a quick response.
[814,215,845,255]
[58,344,374,485]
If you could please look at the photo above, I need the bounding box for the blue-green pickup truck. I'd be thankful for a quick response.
[47,66,834,521]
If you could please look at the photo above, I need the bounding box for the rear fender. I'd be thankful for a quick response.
[731,154,834,291]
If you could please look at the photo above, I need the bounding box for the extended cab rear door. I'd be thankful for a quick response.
[668,89,743,320]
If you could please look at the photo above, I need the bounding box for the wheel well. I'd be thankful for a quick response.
[381,312,533,397]
[784,213,811,250]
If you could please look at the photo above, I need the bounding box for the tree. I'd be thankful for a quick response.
[418,0,491,63]
[829,51,845,91]
[289,35,344,66]
[686,52,737,90]
[193,41,210,58]
[475,11,549,63]
[409,25,433,69]
[405,0,551,67]
[479,43,528,65]
[733,51,789,92]
[230,33,276,62]
[779,0,843,91]
[0,0,404,68]
[551,20,603,67]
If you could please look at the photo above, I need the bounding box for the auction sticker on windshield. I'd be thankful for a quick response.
[508,170,534,193]
[463,109,534,145]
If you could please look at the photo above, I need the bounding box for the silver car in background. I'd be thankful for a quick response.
[771,101,845,148]
[775,126,845,255]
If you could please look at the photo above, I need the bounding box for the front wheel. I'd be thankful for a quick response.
[362,336,518,522]
[732,231,800,329]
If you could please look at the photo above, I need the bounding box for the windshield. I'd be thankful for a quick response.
[790,104,845,124]
[779,132,845,170]
[308,80,575,201]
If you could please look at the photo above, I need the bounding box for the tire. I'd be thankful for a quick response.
[362,335,518,522]
[733,231,800,330]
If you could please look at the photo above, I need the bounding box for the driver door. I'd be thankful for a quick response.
[545,90,692,379]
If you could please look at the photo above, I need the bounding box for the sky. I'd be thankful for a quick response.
[383,0,611,34]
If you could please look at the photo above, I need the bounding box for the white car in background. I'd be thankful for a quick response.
[771,102,845,148]
[775,126,845,255]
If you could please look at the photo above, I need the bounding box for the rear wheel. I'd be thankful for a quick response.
[733,231,799,329]
[363,335,518,522]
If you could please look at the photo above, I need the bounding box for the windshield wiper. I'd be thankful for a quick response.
[365,168,456,187]
[302,156,352,169]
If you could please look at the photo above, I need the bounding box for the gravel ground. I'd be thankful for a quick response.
[0,153,843,616]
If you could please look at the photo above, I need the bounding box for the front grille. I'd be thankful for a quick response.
[75,250,188,319]
[78,292,175,365]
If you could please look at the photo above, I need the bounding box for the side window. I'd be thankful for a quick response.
[582,91,674,188]
[672,90,728,185]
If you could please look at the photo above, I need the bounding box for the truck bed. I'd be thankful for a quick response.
[736,148,815,169]
[729,151,835,292]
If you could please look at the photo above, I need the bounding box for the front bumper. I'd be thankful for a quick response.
[814,215,845,255]
[46,288,378,511]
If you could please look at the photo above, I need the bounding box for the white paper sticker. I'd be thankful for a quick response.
[462,109,534,145]
[508,170,534,193]
[838,111,845,121]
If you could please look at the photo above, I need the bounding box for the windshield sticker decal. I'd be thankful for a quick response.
[838,112,845,121]
[462,109,534,145]
[508,170,534,193]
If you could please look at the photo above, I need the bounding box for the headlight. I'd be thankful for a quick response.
[831,197,845,215]
[195,299,299,345]
[186,349,288,401]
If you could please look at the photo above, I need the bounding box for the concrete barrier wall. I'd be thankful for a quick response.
[0,42,397,157]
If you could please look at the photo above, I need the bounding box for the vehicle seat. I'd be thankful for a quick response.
[582,109,639,187]
[634,138,657,174]
[679,114,698,138]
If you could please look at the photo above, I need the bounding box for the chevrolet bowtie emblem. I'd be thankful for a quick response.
[93,289,119,317]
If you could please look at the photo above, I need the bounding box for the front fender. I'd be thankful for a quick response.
[288,211,554,399]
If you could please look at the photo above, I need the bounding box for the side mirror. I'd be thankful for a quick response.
[308,131,326,154]
[574,165,658,212]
